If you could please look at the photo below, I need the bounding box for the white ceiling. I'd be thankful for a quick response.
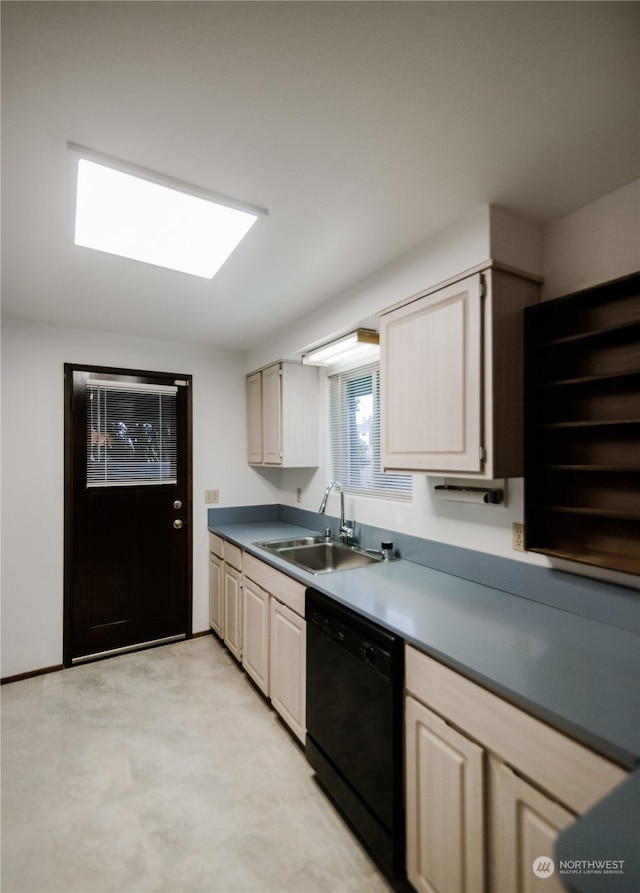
[2,1,638,350]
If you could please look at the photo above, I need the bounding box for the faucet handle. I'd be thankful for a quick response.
[340,523,355,543]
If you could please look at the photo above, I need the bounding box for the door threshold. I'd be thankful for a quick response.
[71,634,186,666]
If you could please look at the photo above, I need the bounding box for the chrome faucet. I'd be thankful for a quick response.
[319,481,354,544]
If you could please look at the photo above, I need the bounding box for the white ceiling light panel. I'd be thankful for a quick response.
[74,156,262,279]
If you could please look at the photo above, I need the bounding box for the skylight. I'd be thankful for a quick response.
[73,154,263,279]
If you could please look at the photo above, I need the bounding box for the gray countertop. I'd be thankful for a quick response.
[210,518,640,893]
[211,519,639,768]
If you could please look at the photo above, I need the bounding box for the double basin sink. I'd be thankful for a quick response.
[254,534,385,575]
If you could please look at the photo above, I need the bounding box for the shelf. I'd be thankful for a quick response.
[540,419,640,429]
[528,505,640,521]
[542,369,640,389]
[538,319,640,348]
[527,546,640,577]
[524,271,640,578]
[543,464,640,472]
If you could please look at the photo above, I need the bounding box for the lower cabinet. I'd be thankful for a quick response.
[223,563,243,661]
[208,534,243,660]
[489,757,574,893]
[242,551,306,743]
[405,646,627,893]
[208,534,224,638]
[405,696,484,893]
[242,576,270,694]
[270,597,306,743]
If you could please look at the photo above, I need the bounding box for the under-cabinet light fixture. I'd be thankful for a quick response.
[302,329,380,366]
[70,143,267,279]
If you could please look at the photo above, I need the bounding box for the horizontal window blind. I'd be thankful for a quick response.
[328,362,412,501]
[86,380,177,487]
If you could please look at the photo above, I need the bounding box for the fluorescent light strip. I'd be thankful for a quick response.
[71,144,266,279]
[303,330,380,366]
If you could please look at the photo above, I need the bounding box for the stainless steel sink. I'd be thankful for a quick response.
[254,536,384,574]
[257,535,327,551]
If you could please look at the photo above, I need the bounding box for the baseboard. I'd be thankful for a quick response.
[1,664,64,685]
[2,633,213,683]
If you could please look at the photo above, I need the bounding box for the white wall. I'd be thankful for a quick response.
[0,317,278,678]
[262,188,640,591]
[542,180,640,300]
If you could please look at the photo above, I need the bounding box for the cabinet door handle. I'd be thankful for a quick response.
[173,519,183,529]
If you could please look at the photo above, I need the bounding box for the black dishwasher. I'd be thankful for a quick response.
[305,588,405,877]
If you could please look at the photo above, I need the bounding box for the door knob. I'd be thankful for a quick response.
[173,500,182,509]
[173,519,183,529]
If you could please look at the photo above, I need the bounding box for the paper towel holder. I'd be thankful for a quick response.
[434,478,506,506]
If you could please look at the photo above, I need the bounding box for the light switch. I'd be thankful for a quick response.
[205,489,220,504]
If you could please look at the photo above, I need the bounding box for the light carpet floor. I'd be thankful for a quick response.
[1,636,395,893]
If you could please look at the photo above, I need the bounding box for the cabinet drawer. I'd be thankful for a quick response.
[224,541,243,571]
[405,645,626,815]
[244,552,305,617]
[209,532,224,559]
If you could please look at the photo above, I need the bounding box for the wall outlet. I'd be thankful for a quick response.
[512,522,526,552]
[205,489,220,504]
[296,487,302,504]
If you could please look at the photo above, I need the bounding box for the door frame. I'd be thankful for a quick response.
[63,363,193,667]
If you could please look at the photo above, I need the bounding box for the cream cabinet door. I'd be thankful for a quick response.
[208,552,224,639]
[381,273,483,473]
[489,757,575,893]
[405,695,485,893]
[223,564,243,661]
[261,363,282,465]
[270,597,305,743]
[242,577,270,695]
[246,371,263,464]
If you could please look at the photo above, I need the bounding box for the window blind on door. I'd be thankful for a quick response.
[86,379,178,487]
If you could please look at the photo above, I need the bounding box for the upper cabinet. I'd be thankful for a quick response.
[524,272,640,576]
[246,361,319,467]
[380,266,540,478]
[246,370,263,464]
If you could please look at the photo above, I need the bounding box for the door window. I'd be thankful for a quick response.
[86,379,177,487]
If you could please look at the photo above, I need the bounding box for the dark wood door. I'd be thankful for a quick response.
[64,365,192,664]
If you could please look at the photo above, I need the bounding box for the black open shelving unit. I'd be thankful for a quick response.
[524,272,640,576]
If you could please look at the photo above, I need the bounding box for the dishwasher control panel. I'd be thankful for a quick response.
[307,592,394,678]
